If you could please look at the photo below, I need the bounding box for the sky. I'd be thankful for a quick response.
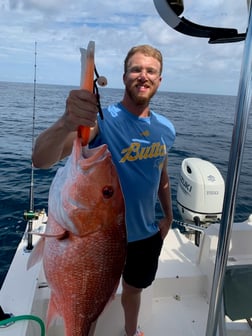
[0,0,249,95]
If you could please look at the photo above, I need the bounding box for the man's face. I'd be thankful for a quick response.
[123,52,162,106]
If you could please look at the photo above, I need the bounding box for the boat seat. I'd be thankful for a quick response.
[223,264,252,322]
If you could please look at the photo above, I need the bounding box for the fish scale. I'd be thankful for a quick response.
[45,224,125,335]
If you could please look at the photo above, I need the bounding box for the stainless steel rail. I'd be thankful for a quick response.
[206,4,252,335]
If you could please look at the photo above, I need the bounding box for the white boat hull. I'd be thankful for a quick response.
[1,212,252,335]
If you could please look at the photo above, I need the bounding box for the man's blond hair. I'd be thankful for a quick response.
[124,45,163,75]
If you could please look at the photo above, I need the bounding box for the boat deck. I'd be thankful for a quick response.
[94,228,252,336]
[1,216,252,336]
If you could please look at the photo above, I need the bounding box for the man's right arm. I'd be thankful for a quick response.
[32,89,99,169]
[32,119,76,168]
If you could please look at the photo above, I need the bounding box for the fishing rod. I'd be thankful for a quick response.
[24,41,38,252]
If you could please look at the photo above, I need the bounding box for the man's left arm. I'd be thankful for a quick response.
[158,156,173,240]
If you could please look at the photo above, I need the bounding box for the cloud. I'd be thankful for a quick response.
[0,0,249,94]
[9,0,70,12]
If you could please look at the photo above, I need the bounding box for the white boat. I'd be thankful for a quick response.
[1,1,252,335]
[1,208,252,336]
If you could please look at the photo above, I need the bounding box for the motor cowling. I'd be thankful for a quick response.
[177,158,225,224]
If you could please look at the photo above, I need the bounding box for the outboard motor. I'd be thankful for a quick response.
[177,158,225,226]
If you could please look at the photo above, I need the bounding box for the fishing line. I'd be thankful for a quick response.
[94,65,107,120]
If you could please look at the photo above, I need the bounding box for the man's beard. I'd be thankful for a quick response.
[125,86,154,106]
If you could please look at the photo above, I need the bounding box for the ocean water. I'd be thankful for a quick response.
[0,82,252,288]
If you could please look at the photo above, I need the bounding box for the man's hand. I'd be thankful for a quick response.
[63,89,99,132]
[158,215,173,240]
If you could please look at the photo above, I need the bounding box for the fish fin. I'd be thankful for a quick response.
[31,231,69,239]
[46,296,59,330]
[26,237,45,270]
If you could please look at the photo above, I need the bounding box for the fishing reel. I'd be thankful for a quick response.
[24,210,39,221]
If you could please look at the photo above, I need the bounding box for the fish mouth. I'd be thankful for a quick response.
[81,143,109,161]
[77,142,111,171]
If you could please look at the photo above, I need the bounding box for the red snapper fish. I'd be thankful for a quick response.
[28,137,126,336]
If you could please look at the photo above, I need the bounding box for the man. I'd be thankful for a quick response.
[32,44,175,336]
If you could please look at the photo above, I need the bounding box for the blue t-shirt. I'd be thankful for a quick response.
[91,103,176,242]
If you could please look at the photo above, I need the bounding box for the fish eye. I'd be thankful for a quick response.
[102,186,114,199]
